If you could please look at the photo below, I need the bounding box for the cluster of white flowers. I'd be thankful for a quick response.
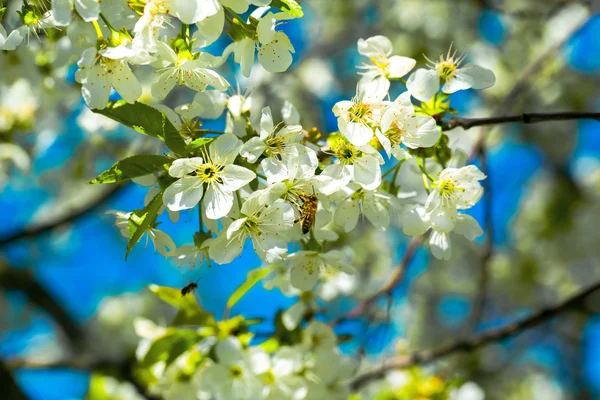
[137,318,357,400]
[89,35,493,287]
[1,3,496,396]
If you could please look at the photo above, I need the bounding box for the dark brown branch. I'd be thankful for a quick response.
[331,236,422,326]
[350,280,600,390]
[442,112,600,131]
[0,266,84,351]
[0,184,125,248]
[0,358,29,400]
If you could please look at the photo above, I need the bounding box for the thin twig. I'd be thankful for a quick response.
[331,237,422,326]
[350,280,600,390]
[442,112,600,131]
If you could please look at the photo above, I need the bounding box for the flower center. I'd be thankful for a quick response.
[265,136,287,160]
[348,102,372,123]
[437,60,458,81]
[369,55,389,72]
[384,125,404,146]
[331,136,363,165]
[437,178,464,198]
[230,365,243,378]
[264,370,276,385]
[242,216,262,236]
[197,163,222,184]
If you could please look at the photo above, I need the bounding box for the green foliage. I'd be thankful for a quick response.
[226,266,274,311]
[139,328,202,368]
[126,192,164,259]
[89,155,172,184]
[271,0,304,17]
[93,101,187,156]
[149,285,216,327]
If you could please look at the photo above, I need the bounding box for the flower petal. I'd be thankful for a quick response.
[169,157,204,177]
[258,32,294,73]
[240,137,267,163]
[386,55,416,78]
[402,207,430,236]
[210,133,243,164]
[406,68,439,102]
[357,35,392,57]
[163,176,204,211]
[221,165,256,191]
[204,184,234,219]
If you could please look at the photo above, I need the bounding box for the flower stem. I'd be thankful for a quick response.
[91,20,103,40]
[382,160,404,179]
[99,13,116,33]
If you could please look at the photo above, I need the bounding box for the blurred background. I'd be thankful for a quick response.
[1,0,600,399]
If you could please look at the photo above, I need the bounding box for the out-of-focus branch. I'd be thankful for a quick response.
[331,237,422,326]
[0,184,125,248]
[0,358,29,400]
[0,265,85,351]
[442,112,600,131]
[350,280,600,390]
[462,145,494,334]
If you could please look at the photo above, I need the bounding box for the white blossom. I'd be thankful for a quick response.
[357,35,416,101]
[162,133,256,219]
[407,46,495,102]
[288,249,354,291]
[151,42,229,100]
[376,92,440,159]
[208,194,295,264]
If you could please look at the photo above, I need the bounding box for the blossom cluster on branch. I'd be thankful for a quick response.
[0,0,497,398]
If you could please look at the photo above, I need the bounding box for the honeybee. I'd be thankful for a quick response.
[295,192,318,234]
[181,282,198,296]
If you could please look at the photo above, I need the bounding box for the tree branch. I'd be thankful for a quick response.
[331,237,422,326]
[350,280,600,390]
[442,112,600,131]
[0,265,85,352]
[0,184,125,248]
[0,358,29,400]
[462,145,494,334]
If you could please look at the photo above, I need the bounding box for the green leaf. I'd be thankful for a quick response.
[89,155,172,184]
[270,0,303,17]
[93,101,187,155]
[185,137,214,153]
[126,191,164,259]
[140,329,200,368]
[149,285,216,327]
[226,266,273,311]
[161,112,188,156]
